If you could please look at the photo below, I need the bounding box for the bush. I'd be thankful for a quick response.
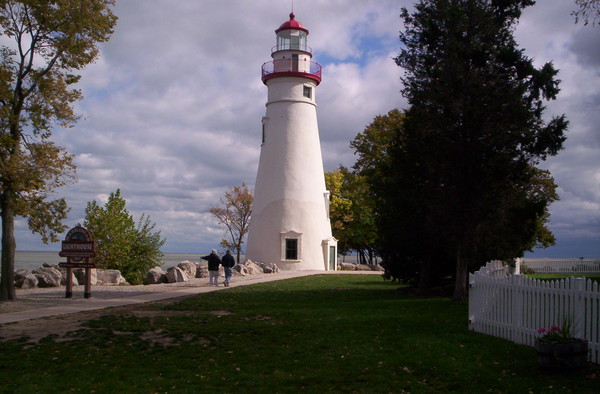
[520,264,535,275]
[84,189,166,284]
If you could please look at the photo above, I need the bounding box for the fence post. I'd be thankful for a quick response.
[468,273,476,330]
[514,258,521,275]
[511,275,524,344]
[573,277,585,339]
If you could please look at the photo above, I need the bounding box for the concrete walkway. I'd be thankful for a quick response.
[0,270,380,325]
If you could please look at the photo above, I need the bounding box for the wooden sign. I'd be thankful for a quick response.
[59,261,96,269]
[59,226,96,298]
[59,226,96,262]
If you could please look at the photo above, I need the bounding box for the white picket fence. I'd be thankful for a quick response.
[519,258,600,274]
[469,261,600,364]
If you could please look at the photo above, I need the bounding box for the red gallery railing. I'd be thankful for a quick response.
[261,59,322,85]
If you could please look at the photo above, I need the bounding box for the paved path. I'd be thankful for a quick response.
[0,270,380,324]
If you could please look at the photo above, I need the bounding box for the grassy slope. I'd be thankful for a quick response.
[528,273,600,284]
[0,275,598,393]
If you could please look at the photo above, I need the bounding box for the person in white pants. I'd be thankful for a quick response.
[202,249,221,286]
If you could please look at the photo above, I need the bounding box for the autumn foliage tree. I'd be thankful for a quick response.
[325,167,378,265]
[0,0,117,300]
[209,183,253,264]
[324,169,352,247]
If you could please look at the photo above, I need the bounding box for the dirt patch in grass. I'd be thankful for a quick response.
[0,299,197,344]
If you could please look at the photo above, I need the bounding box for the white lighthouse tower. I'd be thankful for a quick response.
[245,12,337,271]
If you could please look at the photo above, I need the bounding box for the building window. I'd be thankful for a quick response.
[261,117,268,145]
[303,85,312,99]
[285,238,298,260]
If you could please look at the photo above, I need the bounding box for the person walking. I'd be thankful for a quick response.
[221,250,236,287]
[202,249,222,286]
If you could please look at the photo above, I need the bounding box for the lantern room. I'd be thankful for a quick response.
[274,13,310,53]
[262,12,322,85]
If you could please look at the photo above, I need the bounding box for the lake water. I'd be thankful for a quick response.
[10,251,204,272]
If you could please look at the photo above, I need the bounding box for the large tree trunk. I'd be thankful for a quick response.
[0,191,17,301]
[452,248,469,301]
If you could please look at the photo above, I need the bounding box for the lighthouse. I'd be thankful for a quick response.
[245,12,337,271]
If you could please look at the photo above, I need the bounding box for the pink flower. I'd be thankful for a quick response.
[537,328,546,334]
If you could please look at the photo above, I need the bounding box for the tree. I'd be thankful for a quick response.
[573,0,600,25]
[84,189,165,285]
[349,110,406,266]
[343,171,379,265]
[325,167,379,265]
[324,168,352,250]
[392,0,567,300]
[0,0,117,301]
[351,109,439,289]
[209,183,253,264]
[350,109,403,181]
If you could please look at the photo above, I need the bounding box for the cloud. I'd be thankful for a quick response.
[12,0,599,258]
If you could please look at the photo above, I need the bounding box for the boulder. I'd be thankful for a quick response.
[242,260,265,275]
[74,268,98,285]
[14,269,38,289]
[32,267,62,287]
[177,261,197,278]
[56,266,79,286]
[233,264,249,276]
[338,262,357,271]
[145,267,168,285]
[96,269,128,285]
[166,266,188,283]
[356,264,372,271]
[194,263,209,278]
[256,261,279,274]
[371,264,385,271]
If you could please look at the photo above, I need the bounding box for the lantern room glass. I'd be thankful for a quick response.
[276,30,307,52]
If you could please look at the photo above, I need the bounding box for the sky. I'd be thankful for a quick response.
[13,0,600,258]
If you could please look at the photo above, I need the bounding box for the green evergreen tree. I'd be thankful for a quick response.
[388,0,567,300]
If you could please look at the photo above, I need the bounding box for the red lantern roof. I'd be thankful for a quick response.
[275,12,309,34]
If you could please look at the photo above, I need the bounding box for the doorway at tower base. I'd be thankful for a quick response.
[322,237,338,271]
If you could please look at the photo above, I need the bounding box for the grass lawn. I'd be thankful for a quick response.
[528,273,600,285]
[1,275,598,393]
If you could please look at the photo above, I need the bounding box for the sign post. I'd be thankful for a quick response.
[59,226,96,298]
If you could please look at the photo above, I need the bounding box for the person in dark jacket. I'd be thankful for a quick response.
[221,250,236,287]
[202,249,222,286]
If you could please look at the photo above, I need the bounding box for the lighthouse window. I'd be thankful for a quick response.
[303,85,312,99]
[285,238,298,260]
[261,117,268,144]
